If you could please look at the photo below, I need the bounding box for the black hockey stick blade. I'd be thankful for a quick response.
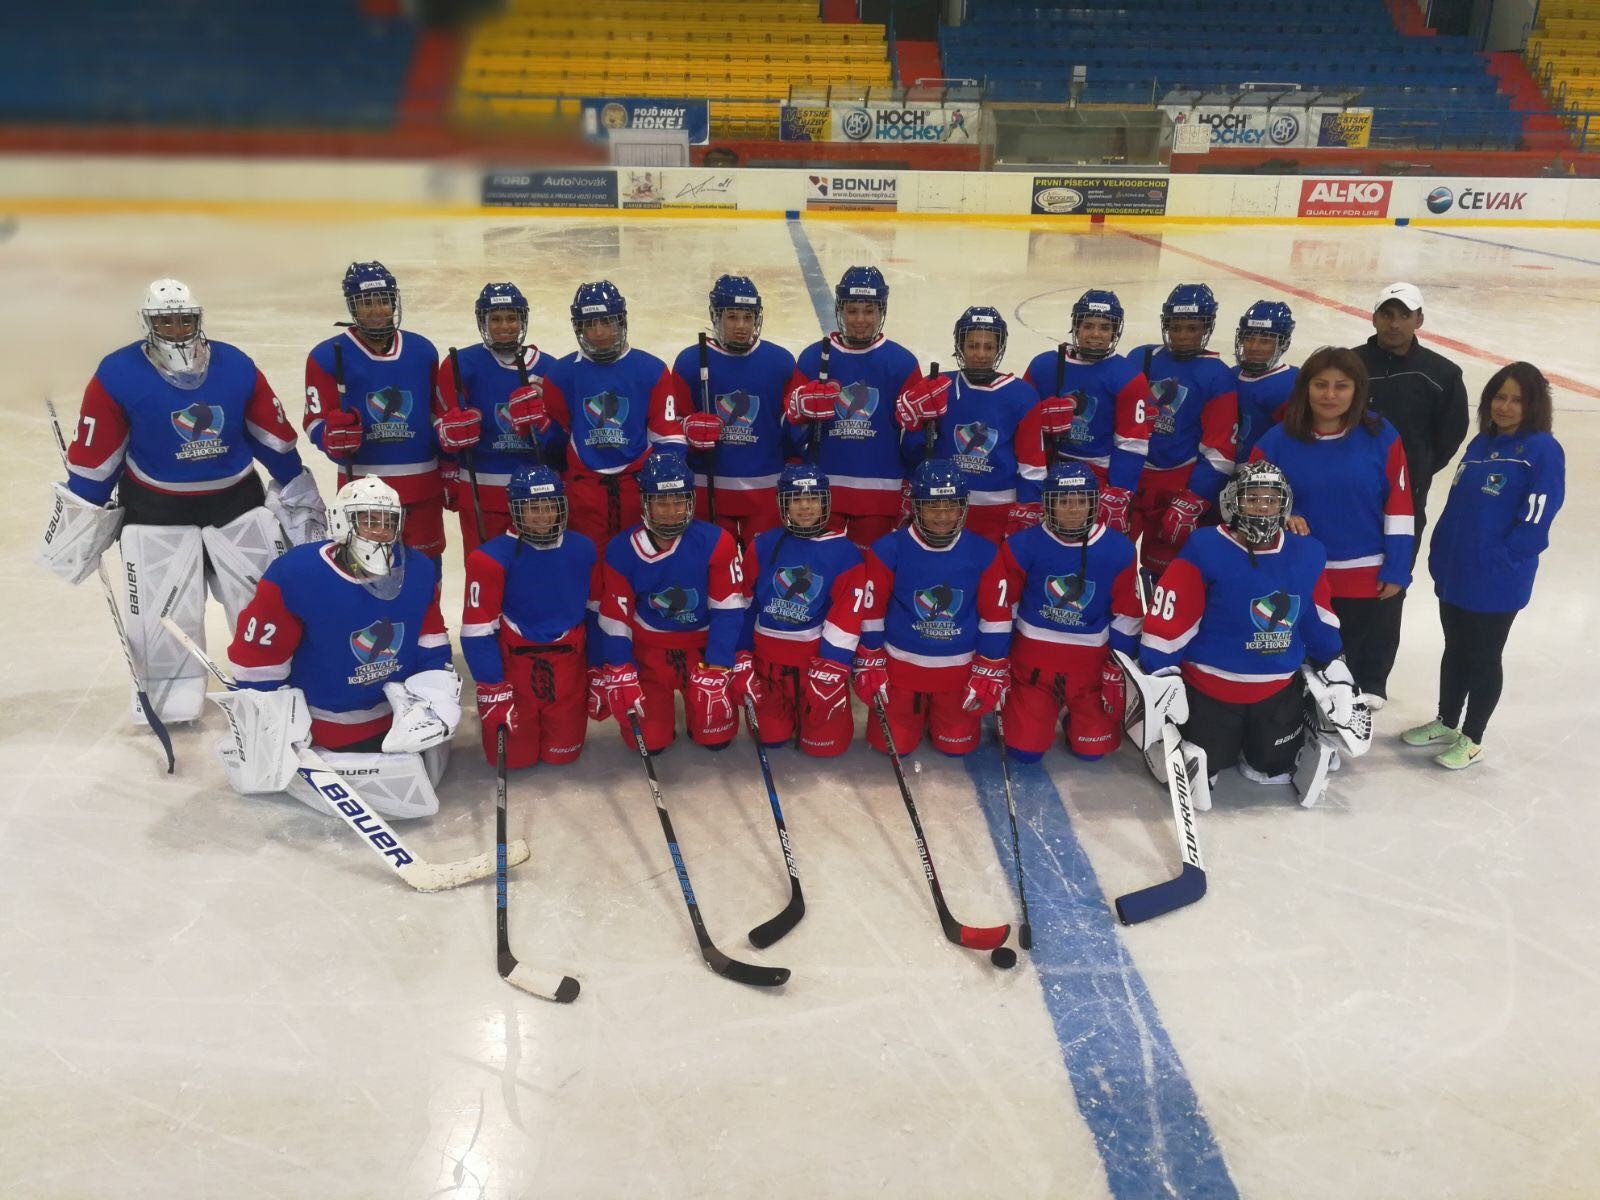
[706,945,791,988]
[503,960,582,1003]
[748,885,805,950]
[742,696,806,949]
[1019,923,1034,951]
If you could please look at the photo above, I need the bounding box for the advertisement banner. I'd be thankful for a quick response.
[482,170,617,208]
[1165,106,1372,150]
[832,104,981,143]
[581,98,710,146]
[617,169,739,210]
[1416,180,1561,220]
[804,173,898,212]
[779,106,832,142]
[1030,176,1169,216]
[1298,178,1391,218]
[1317,110,1372,149]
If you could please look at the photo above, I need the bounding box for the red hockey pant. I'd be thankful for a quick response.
[487,634,589,768]
[617,640,737,754]
[1132,464,1193,574]
[746,656,854,758]
[568,470,642,552]
[1002,645,1120,759]
[866,683,981,757]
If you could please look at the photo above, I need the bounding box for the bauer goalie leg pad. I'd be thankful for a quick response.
[202,506,288,626]
[1111,649,1189,756]
[1291,730,1336,809]
[121,523,207,724]
[221,740,449,820]
[37,482,123,585]
[209,686,310,794]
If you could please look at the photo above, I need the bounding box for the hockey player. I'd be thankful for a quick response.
[432,282,567,554]
[998,462,1142,762]
[1127,283,1240,574]
[1233,300,1297,463]
[596,453,746,754]
[1022,289,1154,534]
[669,275,797,545]
[1137,461,1345,792]
[531,281,683,550]
[304,262,446,559]
[218,477,462,818]
[905,307,1049,542]
[461,466,598,768]
[736,464,869,756]
[853,459,1013,757]
[37,278,324,727]
[786,266,928,548]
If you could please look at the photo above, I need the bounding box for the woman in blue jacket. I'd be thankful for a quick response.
[1402,362,1565,769]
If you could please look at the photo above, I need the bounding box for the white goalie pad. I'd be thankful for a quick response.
[121,522,207,724]
[1292,735,1336,809]
[217,738,450,821]
[1112,648,1190,755]
[381,669,463,754]
[265,469,328,546]
[202,506,288,624]
[1301,660,1372,758]
[37,482,123,585]
[209,686,310,793]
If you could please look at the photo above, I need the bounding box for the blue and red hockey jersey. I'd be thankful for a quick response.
[461,529,600,684]
[739,528,869,668]
[305,329,442,504]
[541,347,682,478]
[1022,348,1155,493]
[597,519,746,667]
[66,341,304,505]
[998,523,1143,666]
[1234,363,1297,464]
[1140,526,1341,703]
[904,371,1047,510]
[434,344,568,488]
[670,338,796,496]
[1127,345,1238,501]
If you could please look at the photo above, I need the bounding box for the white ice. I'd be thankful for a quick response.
[1,208,1596,1200]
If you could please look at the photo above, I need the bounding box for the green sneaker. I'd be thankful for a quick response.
[1402,719,1458,747]
[1435,735,1484,770]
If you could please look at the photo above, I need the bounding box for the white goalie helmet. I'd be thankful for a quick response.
[140,277,210,388]
[328,477,404,577]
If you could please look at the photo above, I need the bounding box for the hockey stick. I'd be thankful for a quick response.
[1114,718,1206,924]
[161,616,529,892]
[740,695,805,948]
[697,331,717,522]
[44,398,175,774]
[871,694,1010,952]
[511,343,546,467]
[1051,341,1068,467]
[625,710,790,987]
[922,360,941,457]
[808,339,829,464]
[992,713,1033,951]
[495,725,580,1001]
[447,347,488,547]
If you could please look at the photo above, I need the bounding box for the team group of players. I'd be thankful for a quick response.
[37,258,1452,817]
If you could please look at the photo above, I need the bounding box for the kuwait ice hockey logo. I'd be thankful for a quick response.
[1045,573,1094,614]
[365,385,412,423]
[171,401,224,441]
[716,389,758,425]
[648,584,700,624]
[1066,390,1095,439]
[914,583,962,620]
[1481,472,1507,496]
[953,421,999,459]
[774,565,820,604]
[583,389,627,427]
[836,381,878,422]
[1149,377,1189,436]
[351,617,404,664]
[1248,590,1300,632]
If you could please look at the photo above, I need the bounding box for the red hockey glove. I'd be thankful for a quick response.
[437,406,481,452]
[962,655,1011,714]
[321,407,363,458]
[475,680,517,733]
[786,379,840,424]
[852,647,889,705]
[1038,394,1077,436]
[507,383,550,436]
[803,656,850,723]
[1160,490,1207,544]
[1100,656,1125,720]
[682,411,723,452]
[1099,484,1133,534]
[586,666,611,722]
[603,662,645,719]
[894,376,951,432]
[1006,502,1043,534]
[729,650,764,705]
[439,461,461,512]
[688,663,734,733]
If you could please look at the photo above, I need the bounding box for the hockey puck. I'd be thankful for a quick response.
[990,947,1018,970]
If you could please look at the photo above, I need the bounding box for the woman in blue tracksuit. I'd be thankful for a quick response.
[1401,362,1565,769]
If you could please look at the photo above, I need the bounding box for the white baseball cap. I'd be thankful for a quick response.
[1375,282,1424,312]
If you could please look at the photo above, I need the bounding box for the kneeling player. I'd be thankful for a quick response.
[737,465,868,756]
[462,466,598,768]
[1137,461,1343,793]
[219,478,462,818]
[596,454,746,754]
[854,460,1013,757]
[999,463,1142,763]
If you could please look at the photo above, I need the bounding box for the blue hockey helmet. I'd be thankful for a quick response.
[709,274,763,352]
[1161,283,1218,357]
[834,265,889,344]
[1234,299,1295,374]
[777,462,831,536]
[637,452,696,540]
[570,280,629,362]
[507,464,566,546]
[342,261,400,338]
[1070,289,1125,360]
[909,458,968,547]
[1041,461,1099,539]
[475,282,529,354]
[953,306,1008,379]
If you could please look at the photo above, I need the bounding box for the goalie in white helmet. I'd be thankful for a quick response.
[36,278,325,729]
[214,477,462,819]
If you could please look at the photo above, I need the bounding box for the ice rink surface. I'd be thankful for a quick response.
[2,208,1597,1200]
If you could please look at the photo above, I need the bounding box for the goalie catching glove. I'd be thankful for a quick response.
[382,669,463,754]
[1301,658,1372,757]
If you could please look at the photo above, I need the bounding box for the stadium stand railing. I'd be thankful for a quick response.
[1525,0,1600,148]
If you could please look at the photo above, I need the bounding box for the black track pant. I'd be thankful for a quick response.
[1331,592,1406,699]
[1436,601,1518,743]
[1182,678,1305,779]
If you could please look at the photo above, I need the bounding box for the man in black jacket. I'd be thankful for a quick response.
[1350,282,1470,706]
